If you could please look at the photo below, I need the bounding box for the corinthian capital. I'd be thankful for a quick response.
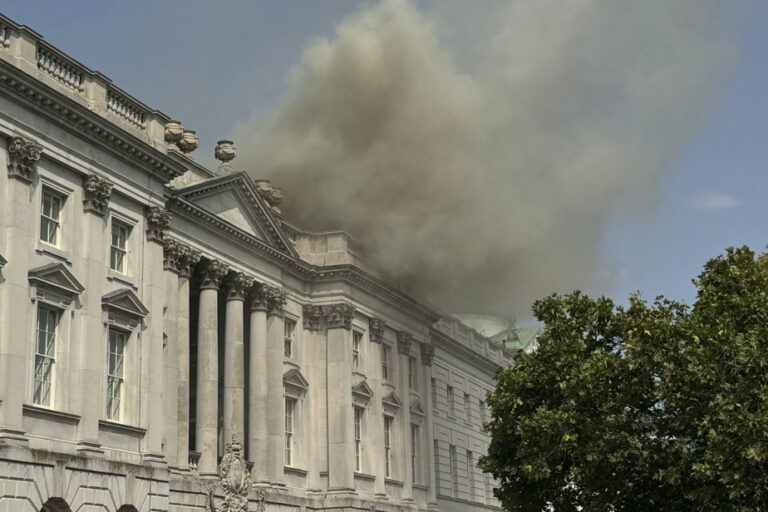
[263,285,287,316]
[177,246,201,279]
[7,135,43,182]
[226,272,254,301]
[200,259,229,290]
[322,303,356,330]
[163,239,185,272]
[146,206,172,243]
[369,318,386,343]
[420,342,435,366]
[397,331,413,355]
[82,173,113,215]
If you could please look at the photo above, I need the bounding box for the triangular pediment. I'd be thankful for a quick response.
[173,172,297,257]
[383,391,402,413]
[102,289,149,318]
[410,398,425,417]
[29,263,84,295]
[283,368,309,393]
[352,381,374,404]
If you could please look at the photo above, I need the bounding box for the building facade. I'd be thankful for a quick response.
[0,13,515,512]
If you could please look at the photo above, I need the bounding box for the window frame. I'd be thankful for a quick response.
[352,330,362,369]
[450,444,459,497]
[39,189,63,248]
[109,221,130,274]
[106,327,127,422]
[464,392,472,423]
[33,305,59,407]
[384,414,393,478]
[467,449,475,499]
[354,406,364,472]
[408,356,418,390]
[411,423,420,484]
[447,385,455,416]
[284,317,297,359]
[381,344,392,381]
[285,396,297,466]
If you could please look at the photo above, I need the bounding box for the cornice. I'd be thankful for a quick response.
[0,60,185,181]
[430,327,501,374]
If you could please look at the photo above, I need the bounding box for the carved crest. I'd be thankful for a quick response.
[207,436,251,512]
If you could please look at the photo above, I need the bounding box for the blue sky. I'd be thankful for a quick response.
[4,1,768,316]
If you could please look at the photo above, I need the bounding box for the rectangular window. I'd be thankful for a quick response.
[33,306,58,407]
[450,444,458,497]
[110,222,129,273]
[284,318,296,358]
[107,329,126,421]
[381,344,391,380]
[384,415,393,477]
[285,397,296,466]
[352,331,362,368]
[465,393,471,423]
[479,399,487,425]
[467,450,475,499]
[40,191,62,246]
[447,385,455,416]
[354,406,364,472]
[411,423,420,483]
[408,356,418,389]
[431,378,437,408]
[434,440,441,494]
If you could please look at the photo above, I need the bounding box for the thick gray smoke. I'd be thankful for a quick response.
[233,0,744,320]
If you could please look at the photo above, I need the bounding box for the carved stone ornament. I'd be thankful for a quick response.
[420,342,435,367]
[254,179,283,214]
[263,285,287,316]
[7,135,43,182]
[177,246,201,279]
[82,173,113,215]
[146,206,171,243]
[302,304,323,331]
[323,303,356,330]
[163,239,184,272]
[200,259,229,290]
[206,436,250,512]
[248,284,268,312]
[397,331,413,355]
[164,120,184,144]
[369,318,386,344]
[177,129,198,154]
[226,272,253,301]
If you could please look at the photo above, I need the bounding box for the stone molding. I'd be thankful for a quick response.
[420,342,435,367]
[263,285,287,316]
[7,135,42,182]
[146,206,171,243]
[200,259,229,290]
[369,318,386,344]
[226,272,254,301]
[82,173,113,215]
[397,331,412,356]
[323,303,356,330]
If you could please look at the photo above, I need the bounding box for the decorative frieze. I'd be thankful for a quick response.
[369,318,386,343]
[397,331,413,355]
[420,342,435,366]
[82,173,113,215]
[323,303,356,330]
[200,259,228,290]
[7,135,43,182]
[302,304,323,331]
[146,206,171,243]
[177,246,201,279]
[263,285,287,316]
[226,272,254,301]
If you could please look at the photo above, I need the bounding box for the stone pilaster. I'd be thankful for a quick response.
[223,271,252,450]
[264,285,286,486]
[423,342,438,506]
[196,258,228,476]
[162,240,184,468]
[397,331,414,500]
[82,173,113,215]
[6,135,42,182]
[176,246,200,470]
[248,284,269,483]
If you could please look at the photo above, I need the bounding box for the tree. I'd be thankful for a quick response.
[479,246,768,512]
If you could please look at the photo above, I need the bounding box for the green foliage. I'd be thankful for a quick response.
[479,246,768,511]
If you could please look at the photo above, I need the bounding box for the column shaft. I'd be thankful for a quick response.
[177,274,191,470]
[196,286,220,476]
[223,295,245,445]
[327,326,354,491]
[248,305,268,481]
[163,268,180,467]
[266,312,285,485]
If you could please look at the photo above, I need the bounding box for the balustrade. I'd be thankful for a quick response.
[107,88,147,129]
[36,44,85,92]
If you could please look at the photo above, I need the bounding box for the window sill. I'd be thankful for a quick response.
[98,419,146,437]
[385,477,404,487]
[107,270,137,290]
[354,472,376,482]
[22,404,80,424]
[413,483,429,491]
[352,370,367,379]
[284,466,308,477]
[36,244,71,263]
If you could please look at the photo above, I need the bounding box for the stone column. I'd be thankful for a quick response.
[195,258,228,476]
[162,241,181,468]
[222,272,252,447]
[325,303,356,493]
[301,304,324,491]
[176,246,200,471]
[421,341,438,507]
[397,331,414,500]
[0,136,42,442]
[264,286,287,486]
[248,285,269,483]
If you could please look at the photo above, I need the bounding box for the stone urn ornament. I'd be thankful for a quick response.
[177,129,198,154]
[215,140,236,174]
[164,120,184,145]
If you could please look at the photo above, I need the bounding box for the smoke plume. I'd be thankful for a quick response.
[233,0,744,320]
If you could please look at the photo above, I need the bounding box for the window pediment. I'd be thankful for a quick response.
[283,368,309,397]
[352,380,374,406]
[382,391,402,415]
[102,289,148,330]
[410,398,425,417]
[29,263,84,306]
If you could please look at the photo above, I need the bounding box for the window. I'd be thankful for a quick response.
[450,444,458,497]
[479,399,487,425]
[284,318,296,358]
[285,397,296,465]
[464,393,471,423]
[408,356,417,389]
[110,222,129,273]
[40,191,62,246]
[431,378,437,408]
[447,385,455,416]
[107,329,126,421]
[33,306,58,406]
[467,450,475,499]
[384,415,393,477]
[354,406,364,472]
[352,331,362,368]
[411,423,420,483]
[434,440,440,494]
[381,344,391,380]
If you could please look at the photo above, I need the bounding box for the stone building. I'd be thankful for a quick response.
[0,13,516,512]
